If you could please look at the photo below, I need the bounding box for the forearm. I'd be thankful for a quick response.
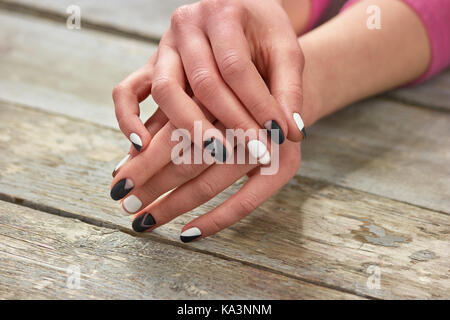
[299,0,431,126]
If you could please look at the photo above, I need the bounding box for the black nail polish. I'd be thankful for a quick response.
[110,178,134,200]
[301,128,307,139]
[265,120,285,144]
[132,213,156,232]
[180,227,202,243]
[132,143,142,152]
[204,138,227,163]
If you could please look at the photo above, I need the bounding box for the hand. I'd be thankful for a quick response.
[112,98,301,242]
[113,0,307,162]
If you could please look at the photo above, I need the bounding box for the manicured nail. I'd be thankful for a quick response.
[180,227,202,243]
[110,178,134,200]
[112,154,130,177]
[122,195,142,214]
[293,113,307,138]
[132,213,156,232]
[247,140,270,164]
[264,120,285,144]
[204,138,228,163]
[130,133,142,152]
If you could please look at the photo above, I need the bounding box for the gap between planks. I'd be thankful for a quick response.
[0,1,161,44]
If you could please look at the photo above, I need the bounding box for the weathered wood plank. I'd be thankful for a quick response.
[0,10,158,128]
[302,97,450,213]
[0,200,357,299]
[0,0,193,40]
[0,102,448,299]
[387,69,450,111]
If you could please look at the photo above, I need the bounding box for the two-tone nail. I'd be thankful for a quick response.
[132,213,156,232]
[247,140,270,165]
[264,120,285,144]
[130,133,142,152]
[112,154,130,177]
[120,195,142,215]
[293,113,307,138]
[180,227,202,243]
[110,178,134,200]
[204,138,228,163]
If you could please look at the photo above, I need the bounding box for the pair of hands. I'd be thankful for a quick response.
[110,0,306,242]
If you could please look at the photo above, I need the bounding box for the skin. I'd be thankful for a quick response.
[112,0,431,241]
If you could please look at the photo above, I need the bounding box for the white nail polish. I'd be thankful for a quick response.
[114,154,130,172]
[122,195,142,214]
[130,133,142,151]
[180,227,202,243]
[119,202,129,216]
[293,113,306,135]
[258,152,271,165]
[247,140,270,164]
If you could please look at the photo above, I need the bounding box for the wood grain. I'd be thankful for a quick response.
[302,97,450,214]
[0,102,448,299]
[387,69,450,111]
[0,10,157,128]
[0,200,358,299]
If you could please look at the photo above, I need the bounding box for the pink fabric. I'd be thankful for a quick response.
[305,0,450,85]
[305,0,332,32]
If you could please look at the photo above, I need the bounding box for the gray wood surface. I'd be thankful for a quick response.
[0,10,157,129]
[0,200,359,299]
[302,98,450,214]
[1,102,448,299]
[0,0,194,40]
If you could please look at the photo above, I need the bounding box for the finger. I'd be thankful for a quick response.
[268,37,307,141]
[151,35,231,164]
[120,118,227,214]
[172,24,272,164]
[131,146,256,233]
[181,142,301,242]
[113,55,156,153]
[112,107,168,178]
[206,17,288,144]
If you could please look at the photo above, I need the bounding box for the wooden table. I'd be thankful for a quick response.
[0,0,448,299]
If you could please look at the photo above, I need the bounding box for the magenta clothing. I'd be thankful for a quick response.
[306,0,450,85]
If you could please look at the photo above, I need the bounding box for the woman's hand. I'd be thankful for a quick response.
[113,0,307,162]
[112,99,301,242]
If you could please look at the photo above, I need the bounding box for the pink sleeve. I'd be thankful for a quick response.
[342,0,450,86]
[304,0,333,32]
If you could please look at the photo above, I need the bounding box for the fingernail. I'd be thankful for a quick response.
[264,120,285,144]
[130,133,142,152]
[112,154,130,177]
[110,178,134,200]
[180,227,202,243]
[204,138,228,163]
[132,213,156,232]
[293,113,307,138]
[122,195,142,214]
[247,140,270,164]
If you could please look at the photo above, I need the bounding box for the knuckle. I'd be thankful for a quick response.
[202,0,242,17]
[219,51,247,77]
[196,178,217,200]
[238,191,260,214]
[175,163,198,178]
[171,5,194,28]
[112,83,128,101]
[151,77,175,104]
[190,69,217,98]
